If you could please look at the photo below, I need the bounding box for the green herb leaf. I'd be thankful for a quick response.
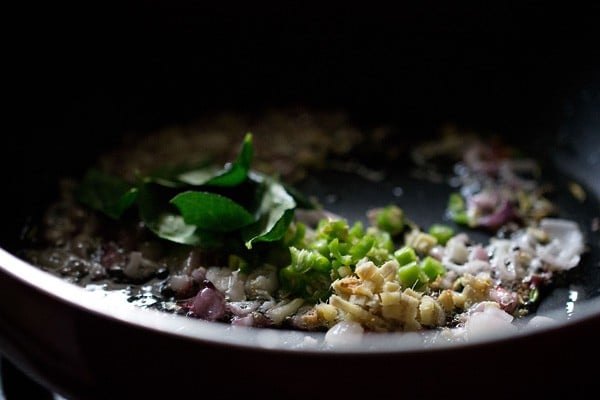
[175,165,222,186]
[75,133,301,250]
[76,169,139,219]
[147,133,253,188]
[242,174,297,248]
[183,132,254,187]
[135,183,190,242]
[145,161,214,188]
[447,192,470,225]
[170,191,255,232]
[147,213,201,245]
[136,183,221,246]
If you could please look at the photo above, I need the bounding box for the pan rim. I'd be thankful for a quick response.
[2,245,599,355]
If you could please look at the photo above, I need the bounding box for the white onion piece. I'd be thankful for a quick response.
[205,266,234,293]
[123,251,158,280]
[442,234,493,275]
[465,303,517,341]
[226,270,246,301]
[445,236,469,264]
[227,301,260,317]
[265,298,305,325]
[470,244,489,262]
[444,259,491,276]
[168,274,193,294]
[325,320,364,347]
[538,218,585,270]
[245,264,279,297]
[487,239,518,282]
[205,267,247,301]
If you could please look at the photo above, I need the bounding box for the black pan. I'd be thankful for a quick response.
[2,3,600,399]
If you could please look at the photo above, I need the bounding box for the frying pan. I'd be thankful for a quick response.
[2,3,600,399]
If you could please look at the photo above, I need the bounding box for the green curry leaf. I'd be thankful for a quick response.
[242,173,297,248]
[178,132,254,187]
[75,133,302,250]
[170,191,255,232]
[146,213,201,245]
[76,169,139,219]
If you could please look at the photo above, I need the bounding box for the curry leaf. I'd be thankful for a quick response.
[136,183,203,245]
[242,174,297,248]
[143,160,214,188]
[176,165,222,186]
[179,132,254,187]
[147,213,201,245]
[75,133,302,250]
[170,191,255,232]
[76,169,139,219]
[244,209,295,248]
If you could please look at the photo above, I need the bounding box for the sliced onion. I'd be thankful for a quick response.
[191,284,226,321]
[475,200,517,230]
[538,218,585,270]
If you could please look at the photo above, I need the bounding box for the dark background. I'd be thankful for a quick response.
[4,1,599,198]
[9,2,600,137]
[5,2,598,221]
